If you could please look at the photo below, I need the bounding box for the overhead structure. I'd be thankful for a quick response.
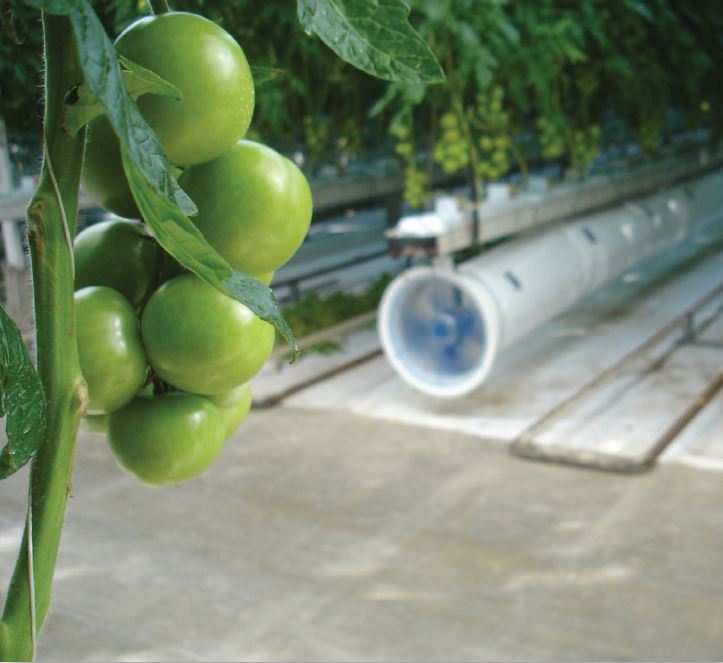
[378,169,723,398]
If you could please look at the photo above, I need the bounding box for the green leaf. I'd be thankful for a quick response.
[297,0,445,83]
[69,0,196,216]
[64,55,182,136]
[121,149,299,361]
[250,66,285,87]
[0,305,47,480]
[23,0,78,14]
[369,82,401,118]
[117,54,182,101]
[297,0,317,33]
[560,41,586,62]
[498,19,520,45]
[626,0,655,22]
[224,273,299,358]
[63,82,98,136]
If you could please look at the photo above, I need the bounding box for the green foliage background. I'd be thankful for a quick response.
[2,0,722,195]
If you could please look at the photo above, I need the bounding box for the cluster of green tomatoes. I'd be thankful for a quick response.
[75,12,312,486]
[430,87,513,193]
[475,133,510,181]
[536,116,566,160]
[433,112,470,175]
[391,122,414,160]
[390,122,428,209]
[570,124,601,172]
[402,165,429,210]
[471,87,512,183]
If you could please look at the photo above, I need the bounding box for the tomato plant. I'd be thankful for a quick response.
[0,1,443,659]
[372,0,723,207]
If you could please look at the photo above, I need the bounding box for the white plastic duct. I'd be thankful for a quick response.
[378,170,723,398]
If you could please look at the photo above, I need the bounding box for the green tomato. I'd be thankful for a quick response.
[208,383,252,439]
[439,113,457,130]
[179,140,313,276]
[141,274,275,395]
[81,116,184,218]
[108,392,225,485]
[219,396,252,440]
[80,414,109,437]
[75,286,148,415]
[74,219,162,309]
[115,12,254,166]
[206,382,250,409]
[81,115,140,219]
[256,271,275,286]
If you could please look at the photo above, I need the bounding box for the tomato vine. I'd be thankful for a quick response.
[0,1,443,658]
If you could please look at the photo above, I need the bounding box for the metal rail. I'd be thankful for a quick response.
[510,280,723,473]
[252,310,382,408]
[254,347,382,409]
[273,248,391,302]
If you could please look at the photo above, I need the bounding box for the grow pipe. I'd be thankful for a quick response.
[378,169,723,398]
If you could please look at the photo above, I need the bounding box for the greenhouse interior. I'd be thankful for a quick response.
[0,1,722,661]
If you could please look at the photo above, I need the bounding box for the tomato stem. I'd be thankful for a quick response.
[0,13,86,661]
[146,0,171,15]
[142,370,157,388]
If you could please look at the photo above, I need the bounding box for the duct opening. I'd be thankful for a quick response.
[379,171,722,399]
[378,268,500,397]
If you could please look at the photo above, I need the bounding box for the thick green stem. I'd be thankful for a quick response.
[0,14,86,661]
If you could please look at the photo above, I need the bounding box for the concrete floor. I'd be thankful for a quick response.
[1,407,722,661]
[2,207,723,661]
[282,229,723,468]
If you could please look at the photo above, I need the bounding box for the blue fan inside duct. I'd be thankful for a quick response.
[389,275,487,387]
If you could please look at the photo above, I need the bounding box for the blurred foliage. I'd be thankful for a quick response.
[1,0,44,132]
[379,0,723,203]
[1,0,388,165]
[281,273,393,339]
[1,0,721,194]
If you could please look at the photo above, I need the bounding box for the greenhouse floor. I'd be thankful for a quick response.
[0,407,721,661]
[282,228,723,470]
[1,224,723,661]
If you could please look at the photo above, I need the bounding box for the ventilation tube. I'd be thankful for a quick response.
[378,170,723,398]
